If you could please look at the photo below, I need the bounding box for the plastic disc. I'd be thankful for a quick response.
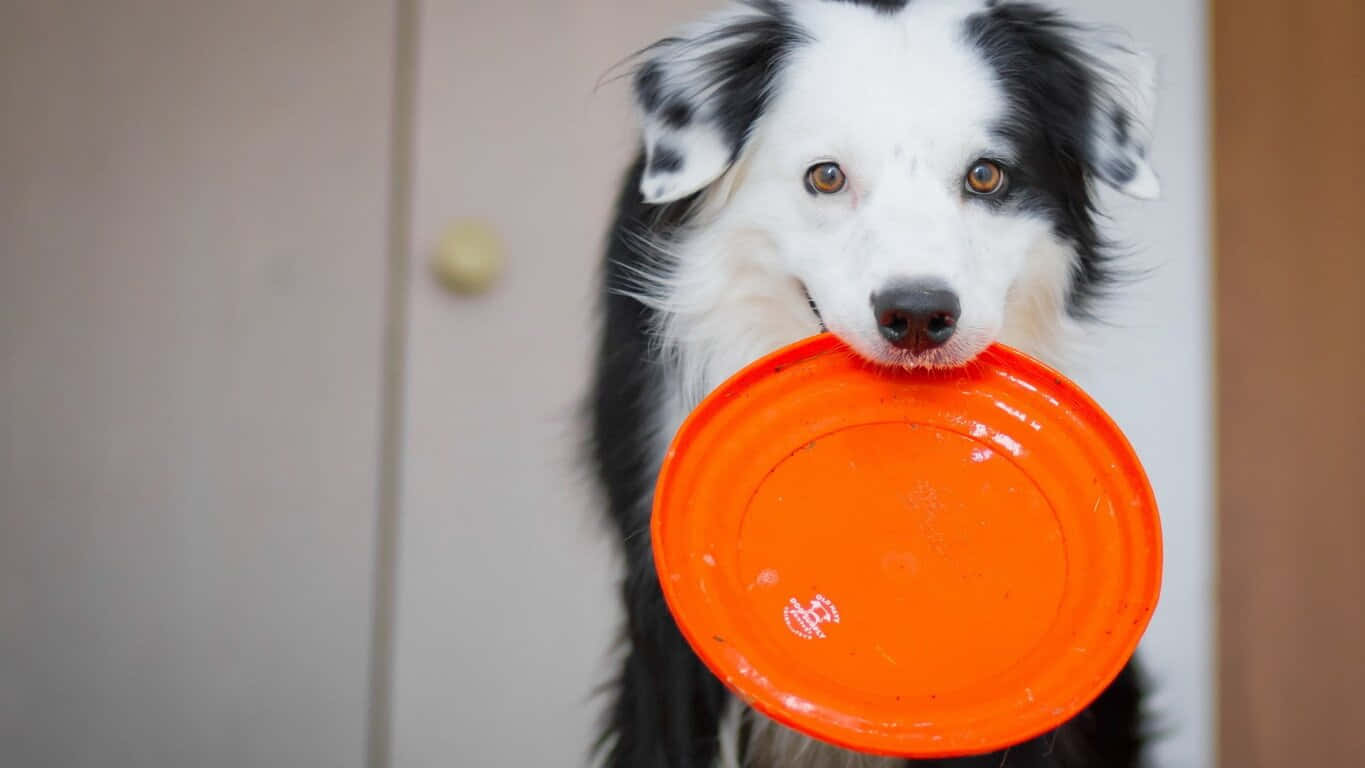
[652,334,1162,758]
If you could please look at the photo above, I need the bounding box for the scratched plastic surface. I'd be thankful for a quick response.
[652,333,1162,758]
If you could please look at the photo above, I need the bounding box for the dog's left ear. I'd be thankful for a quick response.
[1082,39,1161,199]
[630,3,806,204]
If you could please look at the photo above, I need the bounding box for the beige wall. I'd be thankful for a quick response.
[1215,1,1365,765]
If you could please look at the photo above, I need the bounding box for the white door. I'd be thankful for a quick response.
[388,2,712,767]
[1,3,396,766]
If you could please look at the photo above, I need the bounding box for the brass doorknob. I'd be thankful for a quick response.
[432,219,503,295]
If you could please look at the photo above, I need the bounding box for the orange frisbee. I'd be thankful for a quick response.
[651,333,1161,758]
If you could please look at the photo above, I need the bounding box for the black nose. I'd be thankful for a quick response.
[871,280,961,353]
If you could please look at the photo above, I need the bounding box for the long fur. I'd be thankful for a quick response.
[588,2,1160,766]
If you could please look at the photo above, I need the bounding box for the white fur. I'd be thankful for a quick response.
[1079,32,1162,199]
[623,2,1156,765]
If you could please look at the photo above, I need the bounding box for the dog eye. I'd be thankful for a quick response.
[965,160,1006,196]
[805,162,847,195]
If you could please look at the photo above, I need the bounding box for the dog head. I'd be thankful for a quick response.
[631,0,1158,369]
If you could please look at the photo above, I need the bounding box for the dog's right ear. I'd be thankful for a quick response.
[631,3,807,204]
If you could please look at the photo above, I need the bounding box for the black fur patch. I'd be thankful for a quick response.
[634,60,665,113]
[649,145,685,175]
[825,0,912,13]
[964,2,1122,318]
[1112,110,1131,145]
[1104,156,1139,185]
[660,99,694,128]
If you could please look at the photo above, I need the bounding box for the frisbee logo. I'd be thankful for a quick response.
[784,594,841,639]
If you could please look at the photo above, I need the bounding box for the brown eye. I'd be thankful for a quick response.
[805,162,847,195]
[965,160,1006,195]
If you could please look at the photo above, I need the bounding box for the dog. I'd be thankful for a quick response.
[588,1,1159,766]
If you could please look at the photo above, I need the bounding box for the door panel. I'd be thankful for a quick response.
[0,3,395,766]
[1214,1,1365,765]
[391,2,711,766]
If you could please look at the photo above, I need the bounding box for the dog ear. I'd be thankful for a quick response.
[631,3,806,204]
[1081,39,1161,199]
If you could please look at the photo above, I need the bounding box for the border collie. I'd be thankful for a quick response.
[589,1,1159,766]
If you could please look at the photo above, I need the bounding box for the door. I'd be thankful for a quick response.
[387,3,713,766]
[0,3,395,766]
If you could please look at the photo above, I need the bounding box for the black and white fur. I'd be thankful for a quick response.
[589,1,1160,766]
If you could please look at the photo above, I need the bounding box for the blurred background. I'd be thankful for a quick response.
[1,1,1358,767]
